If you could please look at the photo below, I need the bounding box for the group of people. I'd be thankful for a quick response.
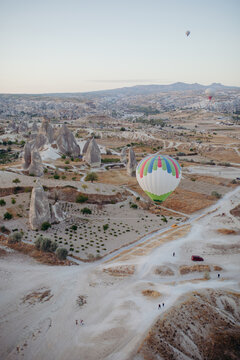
[75,319,84,326]
[158,303,164,309]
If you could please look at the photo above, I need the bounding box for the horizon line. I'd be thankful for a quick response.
[0,81,239,96]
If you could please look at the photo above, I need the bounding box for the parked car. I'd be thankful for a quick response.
[191,255,204,261]
[171,224,178,228]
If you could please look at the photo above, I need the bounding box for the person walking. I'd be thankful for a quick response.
[173,252,175,257]
[158,304,161,309]
[75,320,78,325]
[162,303,164,307]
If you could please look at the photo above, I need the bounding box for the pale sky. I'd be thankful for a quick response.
[0,0,240,93]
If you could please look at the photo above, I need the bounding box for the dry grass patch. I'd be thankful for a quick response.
[142,290,161,298]
[217,228,237,235]
[213,265,223,271]
[154,266,174,276]
[163,188,215,214]
[179,264,211,275]
[103,265,135,276]
[22,288,53,305]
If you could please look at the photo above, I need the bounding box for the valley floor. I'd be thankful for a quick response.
[0,187,240,360]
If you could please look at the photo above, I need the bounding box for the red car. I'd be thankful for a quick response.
[191,255,204,261]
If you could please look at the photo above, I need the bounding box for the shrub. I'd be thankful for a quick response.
[85,172,98,183]
[71,225,77,231]
[35,236,57,252]
[56,247,68,260]
[4,212,12,220]
[61,154,66,159]
[0,225,8,233]
[136,197,140,201]
[8,232,22,244]
[50,241,58,252]
[81,207,92,215]
[40,237,52,251]
[35,236,43,250]
[0,199,6,206]
[24,187,32,193]
[130,203,138,209]
[11,198,16,204]
[82,184,88,190]
[103,224,109,231]
[12,178,20,184]
[53,173,60,180]
[41,222,51,231]
[211,191,222,199]
[76,194,88,203]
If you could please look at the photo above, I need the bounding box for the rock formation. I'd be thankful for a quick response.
[32,121,38,132]
[127,147,137,176]
[120,147,127,164]
[32,119,54,150]
[82,138,90,155]
[50,202,65,224]
[22,142,32,169]
[28,150,44,177]
[19,122,28,133]
[34,133,48,150]
[39,118,54,144]
[84,137,101,167]
[56,123,80,157]
[29,180,51,230]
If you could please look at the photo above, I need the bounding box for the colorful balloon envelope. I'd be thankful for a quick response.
[136,154,182,203]
[205,88,215,101]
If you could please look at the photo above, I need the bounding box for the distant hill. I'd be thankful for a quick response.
[1,82,239,98]
[83,82,239,97]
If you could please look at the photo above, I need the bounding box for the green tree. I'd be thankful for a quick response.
[76,194,88,203]
[4,212,12,220]
[41,222,51,231]
[56,247,68,260]
[8,232,22,244]
[81,207,92,215]
[85,172,98,183]
[0,199,6,206]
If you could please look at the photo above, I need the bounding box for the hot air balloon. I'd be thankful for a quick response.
[205,88,215,101]
[185,30,190,37]
[136,154,182,203]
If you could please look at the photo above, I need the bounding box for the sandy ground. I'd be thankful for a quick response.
[0,185,240,360]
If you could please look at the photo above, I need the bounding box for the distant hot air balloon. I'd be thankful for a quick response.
[185,30,190,37]
[136,154,182,203]
[205,88,215,101]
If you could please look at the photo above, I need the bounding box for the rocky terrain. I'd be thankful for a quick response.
[0,87,240,360]
[135,289,240,360]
